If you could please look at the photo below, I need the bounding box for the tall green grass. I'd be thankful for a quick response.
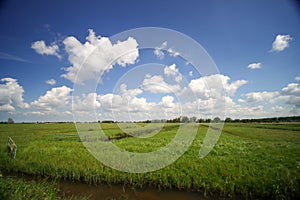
[0,176,58,200]
[0,175,89,200]
[0,123,299,199]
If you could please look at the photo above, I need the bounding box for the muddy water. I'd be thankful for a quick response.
[2,171,208,199]
[59,181,205,200]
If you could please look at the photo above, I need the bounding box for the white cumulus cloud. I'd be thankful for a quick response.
[31,40,61,59]
[295,74,300,81]
[153,41,167,59]
[61,29,139,84]
[240,91,279,103]
[73,93,101,112]
[279,83,300,110]
[96,85,181,121]
[164,64,178,76]
[281,83,300,96]
[0,78,29,112]
[270,34,292,52]
[189,74,247,99]
[238,82,300,115]
[95,84,152,121]
[45,79,56,85]
[120,83,143,99]
[160,95,175,108]
[167,48,180,57]
[164,64,182,83]
[142,75,181,94]
[31,86,72,111]
[154,41,180,59]
[248,62,262,69]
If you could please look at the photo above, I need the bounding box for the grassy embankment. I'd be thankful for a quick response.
[0,176,89,200]
[0,122,299,199]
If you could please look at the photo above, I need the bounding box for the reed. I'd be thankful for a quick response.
[0,123,299,199]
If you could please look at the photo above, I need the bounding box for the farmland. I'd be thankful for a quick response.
[0,122,299,199]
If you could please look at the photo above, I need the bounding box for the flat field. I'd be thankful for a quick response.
[0,123,299,199]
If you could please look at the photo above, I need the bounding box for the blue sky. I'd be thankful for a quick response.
[0,0,299,122]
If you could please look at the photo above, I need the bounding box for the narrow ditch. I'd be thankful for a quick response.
[1,171,208,200]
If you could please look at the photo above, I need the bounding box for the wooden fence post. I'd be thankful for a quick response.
[7,137,17,159]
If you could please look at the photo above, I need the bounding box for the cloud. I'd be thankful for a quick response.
[189,74,247,99]
[281,83,300,96]
[142,74,181,94]
[160,95,175,108]
[31,86,72,111]
[96,86,181,121]
[154,41,180,59]
[120,83,143,98]
[184,74,247,118]
[61,29,139,84]
[226,104,267,119]
[73,93,101,112]
[164,64,178,76]
[0,104,15,112]
[270,34,292,52]
[31,40,61,59]
[239,91,279,103]
[237,82,300,116]
[98,84,145,112]
[164,64,182,83]
[279,83,300,109]
[295,74,300,81]
[229,80,248,95]
[284,96,300,108]
[248,62,262,69]
[45,79,56,85]
[271,105,284,113]
[0,78,29,112]
[98,93,122,111]
[167,48,180,57]
[94,84,152,121]
[154,41,167,59]
[16,73,300,121]
[280,83,300,109]
[129,97,149,112]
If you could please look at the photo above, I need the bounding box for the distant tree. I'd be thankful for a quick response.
[241,119,250,123]
[172,117,180,123]
[180,116,189,123]
[189,116,197,123]
[213,117,221,123]
[7,118,14,124]
[233,119,240,123]
[205,118,211,123]
[197,118,205,123]
[102,120,115,123]
[225,117,232,123]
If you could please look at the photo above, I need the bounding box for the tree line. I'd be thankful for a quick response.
[140,116,300,123]
[1,116,300,124]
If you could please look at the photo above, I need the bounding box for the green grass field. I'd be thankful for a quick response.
[0,123,299,199]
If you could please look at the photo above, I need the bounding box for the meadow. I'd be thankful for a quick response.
[0,122,299,199]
